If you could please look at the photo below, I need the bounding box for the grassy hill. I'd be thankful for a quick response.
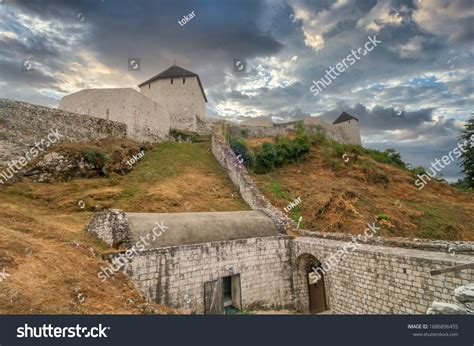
[245,133,474,241]
[0,138,248,314]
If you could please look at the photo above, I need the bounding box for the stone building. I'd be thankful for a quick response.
[58,64,208,142]
[138,65,207,132]
[331,111,362,146]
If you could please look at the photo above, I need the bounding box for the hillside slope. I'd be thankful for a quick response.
[0,138,248,314]
[248,137,474,241]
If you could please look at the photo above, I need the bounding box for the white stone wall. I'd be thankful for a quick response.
[58,88,170,142]
[123,236,294,314]
[333,120,362,146]
[292,237,474,314]
[139,77,206,132]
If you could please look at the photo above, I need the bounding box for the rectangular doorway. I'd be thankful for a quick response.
[308,271,327,313]
[204,274,241,314]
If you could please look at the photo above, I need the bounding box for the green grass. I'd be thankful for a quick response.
[403,201,463,240]
[267,180,291,200]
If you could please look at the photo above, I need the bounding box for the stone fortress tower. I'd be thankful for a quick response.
[138,65,207,132]
[58,64,207,142]
[331,111,362,146]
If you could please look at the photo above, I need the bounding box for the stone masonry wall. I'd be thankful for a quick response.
[123,236,294,314]
[211,124,295,232]
[0,98,126,164]
[292,237,474,314]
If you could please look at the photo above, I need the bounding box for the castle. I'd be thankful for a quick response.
[58,64,362,146]
[59,65,209,142]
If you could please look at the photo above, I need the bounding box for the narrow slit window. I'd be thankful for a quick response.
[171,78,173,84]
[183,78,185,84]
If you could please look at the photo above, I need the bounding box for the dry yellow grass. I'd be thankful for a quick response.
[0,139,249,314]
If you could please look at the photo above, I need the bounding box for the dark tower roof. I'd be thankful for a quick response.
[138,65,208,102]
[333,111,358,124]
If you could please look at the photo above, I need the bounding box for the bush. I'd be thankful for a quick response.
[229,136,255,167]
[364,147,407,169]
[255,142,277,174]
[81,148,110,168]
[377,213,391,221]
[410,166,427,176]
[310,126,327,145]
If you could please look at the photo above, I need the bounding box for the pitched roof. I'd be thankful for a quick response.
[138,65,208,102]
[333,111,358,124]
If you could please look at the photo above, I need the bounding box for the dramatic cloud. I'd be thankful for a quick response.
[0,0,473,180]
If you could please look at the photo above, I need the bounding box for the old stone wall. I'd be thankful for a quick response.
[211,124,295,232]
[0,98,126,164]
[123,236,294,313]
[230,119,361,145]
[292,237,474,314]
[58,88,170,142]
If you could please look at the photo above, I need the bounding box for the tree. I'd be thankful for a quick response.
[460,116,474,188]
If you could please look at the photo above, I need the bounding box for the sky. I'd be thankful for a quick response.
[0,0,473,181]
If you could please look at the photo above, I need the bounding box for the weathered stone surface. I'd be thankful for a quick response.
[86,209,131,248]
[211,124,294,233]
[454,284,474,303]
[0,98,126,165]
[426,302,467,315]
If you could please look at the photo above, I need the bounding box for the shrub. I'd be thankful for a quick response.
[310,126,327,145]
[377,213,391,221]
[364,147,407,169]
[229,136,255,167]
[81,148,110,168]
[410,166,427,177]
[255,142,277,174]
[240,128,250,138]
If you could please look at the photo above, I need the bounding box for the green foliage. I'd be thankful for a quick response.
[410,166,427,176]
[251,127,311,174]
[268,180,291,199]
[377,213,391,221]
[81,148,110,168]
[460,116,474,188]
[451,178,473,192]
[229,136,255,167]
[255,142,277,174]
[310,126,328,145]
[240,128,250,138]
[364,147,407,169]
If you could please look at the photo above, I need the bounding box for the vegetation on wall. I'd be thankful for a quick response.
[228,123,311,174]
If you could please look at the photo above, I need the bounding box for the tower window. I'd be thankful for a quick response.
[171,78,173,84]
[148,83,150,89]
[183,78,185,84]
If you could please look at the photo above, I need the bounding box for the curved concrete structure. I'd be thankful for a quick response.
[126,211,278,248]
[87,209,279,249]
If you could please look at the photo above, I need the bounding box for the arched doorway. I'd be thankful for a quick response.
[293,253,328,314]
